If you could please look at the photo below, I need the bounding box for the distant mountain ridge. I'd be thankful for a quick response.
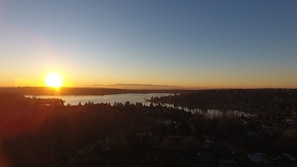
[0,87,181,96]
[109,84,181,90]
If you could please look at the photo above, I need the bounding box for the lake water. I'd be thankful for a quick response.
[26,93,173,106]
[156,103,253,119]
[26,93,253,119]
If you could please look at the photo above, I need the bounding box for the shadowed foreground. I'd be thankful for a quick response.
[0,90,297,167]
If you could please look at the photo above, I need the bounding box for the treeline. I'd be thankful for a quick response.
[0,87,181,95]
[1,92,297,167]
[150,89,297,113]
[0,95,195,167]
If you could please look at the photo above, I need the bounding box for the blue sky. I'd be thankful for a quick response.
[0,0,297,88]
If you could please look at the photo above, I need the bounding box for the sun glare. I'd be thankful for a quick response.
[45,72,63,88]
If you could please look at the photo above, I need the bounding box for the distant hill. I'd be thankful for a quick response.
[0,87,181,96]
[109,84,181,90]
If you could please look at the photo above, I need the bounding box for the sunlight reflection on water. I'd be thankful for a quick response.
[26,93,254,119]
[26,93,173,106]
[150,103,254,119]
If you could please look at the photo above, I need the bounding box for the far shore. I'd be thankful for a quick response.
[0,87,183,96]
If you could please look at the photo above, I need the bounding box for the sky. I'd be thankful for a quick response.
[0,0,297,89]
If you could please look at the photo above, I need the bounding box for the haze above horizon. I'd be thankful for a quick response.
[1,0,296,89]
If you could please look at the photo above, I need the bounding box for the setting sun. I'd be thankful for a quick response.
[45,72,63,88]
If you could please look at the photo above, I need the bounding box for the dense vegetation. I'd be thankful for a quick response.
[0,89,297,167]
[0,87,180,95]
[150,89,297,113]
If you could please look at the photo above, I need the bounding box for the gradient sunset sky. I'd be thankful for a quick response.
[0,0,296,88]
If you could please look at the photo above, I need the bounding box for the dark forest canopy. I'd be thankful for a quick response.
[150,89,297,113]
[1,89,297,166]
[1,87,296,96]
[0,87,182,95]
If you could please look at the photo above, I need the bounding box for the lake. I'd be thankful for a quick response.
[26,93,253,119]
[26,93,174,106]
